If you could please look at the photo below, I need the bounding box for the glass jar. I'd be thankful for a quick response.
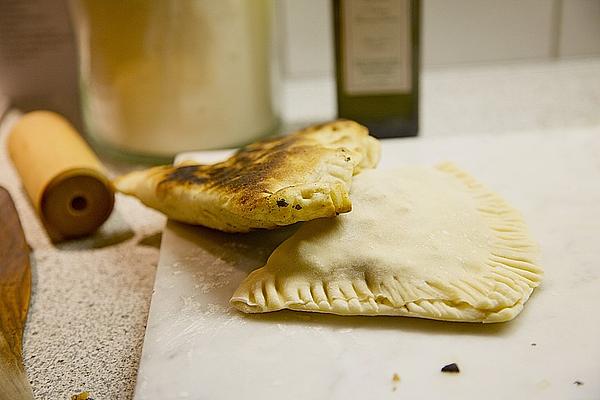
[70,0,278,162]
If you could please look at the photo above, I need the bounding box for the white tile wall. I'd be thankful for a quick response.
[423,0,556,65]
[278,0,334,79]
[278,0,600,78]
[558,0,600,57]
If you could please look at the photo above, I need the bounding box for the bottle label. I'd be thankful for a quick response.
[342,0,411,95]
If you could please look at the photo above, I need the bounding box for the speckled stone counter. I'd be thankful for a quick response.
[0,111,165,399]
[0,58,599,399]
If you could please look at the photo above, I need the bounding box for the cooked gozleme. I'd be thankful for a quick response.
[114,120,380,232]
[231,164,542,323]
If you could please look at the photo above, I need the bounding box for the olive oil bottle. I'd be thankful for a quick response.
[333,0,420,137]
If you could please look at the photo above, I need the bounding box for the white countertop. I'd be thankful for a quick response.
[0,58,599,399]
[137,128,600,400]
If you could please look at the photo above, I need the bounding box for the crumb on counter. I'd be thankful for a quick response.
[574,380,584,386]
[441,363,460,373]
[71,392,93,400]
[391,372,401,392]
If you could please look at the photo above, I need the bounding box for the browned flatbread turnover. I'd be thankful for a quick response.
[114,120,380,232]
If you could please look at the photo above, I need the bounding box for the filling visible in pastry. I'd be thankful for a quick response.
[231,164,542,323]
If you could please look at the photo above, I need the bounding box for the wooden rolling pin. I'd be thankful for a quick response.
[8,111,114,242]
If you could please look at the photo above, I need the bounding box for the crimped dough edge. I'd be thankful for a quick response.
[230,163,543,323]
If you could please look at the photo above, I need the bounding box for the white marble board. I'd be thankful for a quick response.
[134,128,600,400]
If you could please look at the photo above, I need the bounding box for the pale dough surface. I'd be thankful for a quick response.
[231,164,543,323]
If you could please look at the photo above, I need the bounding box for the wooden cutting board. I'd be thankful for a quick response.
[0,187,33,400]
[134,128,600,399]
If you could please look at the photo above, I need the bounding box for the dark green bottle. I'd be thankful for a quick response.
[333,0,420,138]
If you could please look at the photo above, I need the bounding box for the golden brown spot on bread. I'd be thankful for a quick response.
[165,165,208,185]
[158,132,319,209]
